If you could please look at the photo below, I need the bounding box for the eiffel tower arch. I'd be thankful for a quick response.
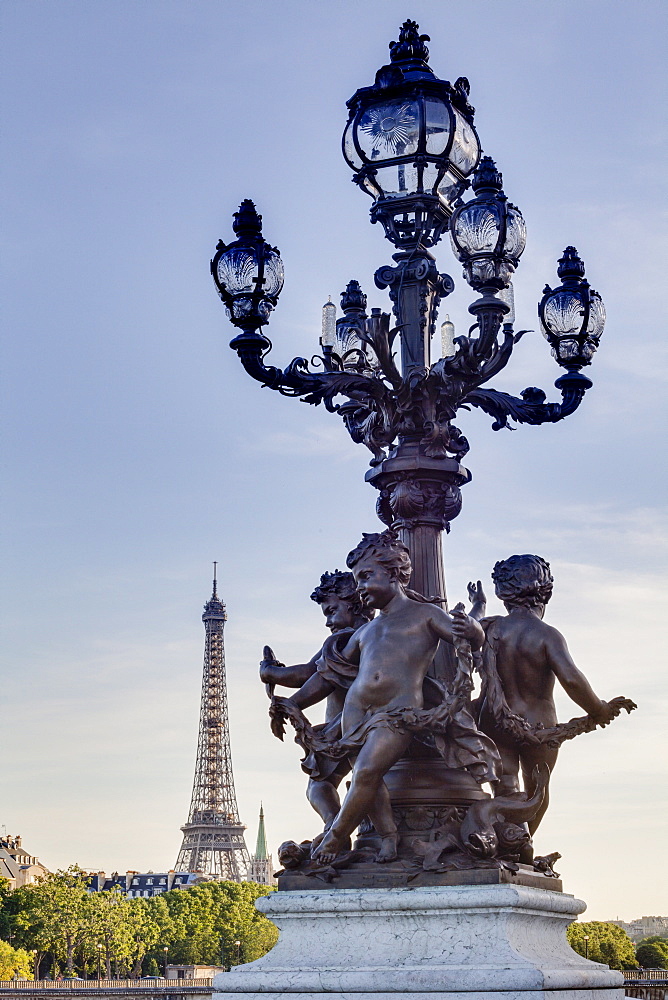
[175,566,250,880]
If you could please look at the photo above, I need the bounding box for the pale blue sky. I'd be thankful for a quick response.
[2,0,666,920]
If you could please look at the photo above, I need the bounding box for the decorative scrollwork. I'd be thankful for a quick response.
[231,257,592,472]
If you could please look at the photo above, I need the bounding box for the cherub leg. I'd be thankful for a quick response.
[307,760,351,851]
[495,740,522,797]
[314,727,410,863]
[520,746,558,835]
[367,781,399,863]
[307,778,342,829]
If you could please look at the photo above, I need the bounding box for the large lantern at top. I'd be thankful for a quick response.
[539,246,605,370]
[342,20,480,249]
[211,199,284,339]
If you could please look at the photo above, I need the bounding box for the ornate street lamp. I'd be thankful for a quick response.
[540,244,605,390]
[210,199,284,350]
[449,156,526,292]
[214,19,605,626]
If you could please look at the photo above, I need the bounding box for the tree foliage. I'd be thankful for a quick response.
[0,941,33,981]
[635,938,668,969]
[148,881,277,968]
[0,875,276,977]
[12,867,92,976]
[566,921,637,970]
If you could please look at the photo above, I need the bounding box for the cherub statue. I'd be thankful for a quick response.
[475,554,633,853]
[259,570,373,837]
[312,530,490,865]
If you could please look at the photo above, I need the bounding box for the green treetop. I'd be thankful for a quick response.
[567,921,637,970]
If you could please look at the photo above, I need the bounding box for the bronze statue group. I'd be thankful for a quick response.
[261,532,634,878]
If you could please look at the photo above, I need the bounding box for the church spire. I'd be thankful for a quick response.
[248,803,274,885]
[255,804,268,860]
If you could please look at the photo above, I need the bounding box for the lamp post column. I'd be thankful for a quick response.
[375,250,451,376]
[360,254,470,686]
[370,252,469,653]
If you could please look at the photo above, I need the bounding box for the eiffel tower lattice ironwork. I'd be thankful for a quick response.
[175,565,250,880]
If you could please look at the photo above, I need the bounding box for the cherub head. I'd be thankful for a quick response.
[492,554,553,613]
[346,530,412,610]
[492,555,554,612]
[310,569,373,632]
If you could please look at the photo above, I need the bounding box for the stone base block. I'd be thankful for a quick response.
[212,884,624,998]
[214,993,623,1000]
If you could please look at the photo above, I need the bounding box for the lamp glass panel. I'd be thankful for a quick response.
[360,173,382,199]
[216,248,258,294]
[343,119,363,170]
[422,162,440,194]
[231,296,254,319]
[541,290,585,336]
[469,259,499,284]
[587,293,606,339]
[373,162,419,198]
[580,338,597,360]
[424,98,451,155]
[555,338,581,361]
[449,109,479,175]
[451,203,501,255]
[504,207,527,259]
[261,251,284,298]
[356,99,420,162]
[437,169,463,209]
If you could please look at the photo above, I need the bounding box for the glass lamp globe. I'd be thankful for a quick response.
[342,20,480,248]
[211,200,284,330]
[539,247,605,369]
[449,157,526,291]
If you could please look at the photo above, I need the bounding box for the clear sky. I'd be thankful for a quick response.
[2,0,666,922]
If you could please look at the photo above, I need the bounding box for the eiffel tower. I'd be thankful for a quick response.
[175,565,250,880]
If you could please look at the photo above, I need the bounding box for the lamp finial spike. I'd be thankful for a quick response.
[389,20,430,65]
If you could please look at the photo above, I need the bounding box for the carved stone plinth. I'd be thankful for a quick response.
[277,863,561,893]
[212,884,624,999]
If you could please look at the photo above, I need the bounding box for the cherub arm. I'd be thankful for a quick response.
[545,628,614,724]
[278,633,361,712]
[286,671,336,710]
[427,605,485,650]
[260,650,320,688]
[467,580,487,621]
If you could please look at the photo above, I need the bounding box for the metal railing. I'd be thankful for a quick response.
[624,972,668,983]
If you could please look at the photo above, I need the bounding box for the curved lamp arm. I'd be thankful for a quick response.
[230,330,394,412]
[461,370,592,431]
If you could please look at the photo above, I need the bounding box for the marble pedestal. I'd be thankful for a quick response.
[212,884,624,1000]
